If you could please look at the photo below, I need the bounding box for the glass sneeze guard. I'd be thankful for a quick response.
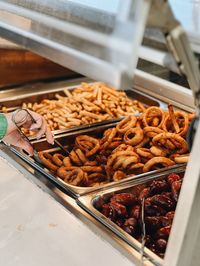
[0,0,150,88]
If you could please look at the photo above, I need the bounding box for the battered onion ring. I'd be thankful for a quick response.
[134,137,150,148]
[113,171,126,181]
[75,135,100,157]
[171,154,189,163]
[162,107,189,136]
[38,152,58,172]
[112,144,135,153]
[136,148,153,159]
[107,151,140,170]
[57,166,76,180]
[168,104,180,133]
[129,163,144,170]
[63,157,72,167]
[52,153,65,167]
[143,106,165,128]
[84,160,98,166]
[152,132,188,154]
[57,167,87,186]
[116,116,137,133]
[107,141,122,150]
[143,126,164,138]
[66,169,88,186]
[143,157,175,172]
[70,150,83,166]
[124,127,144,146]
[75,148,87,164]
[150,146,168,157]
[100,128,117,150]
[87,173,107,184]
[80,165,103,173]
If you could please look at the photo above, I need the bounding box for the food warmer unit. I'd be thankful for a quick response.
[0,1,199,266]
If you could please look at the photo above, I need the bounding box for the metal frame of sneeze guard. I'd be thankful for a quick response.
[148,0,200,111]
[146,1,200,266]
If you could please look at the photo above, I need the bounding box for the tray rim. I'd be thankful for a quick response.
[10,118,187,198]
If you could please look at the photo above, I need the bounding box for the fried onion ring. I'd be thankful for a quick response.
[38,152,58,172]
[100,128,117,150]
[143,126,164,138]
[63,157,72,167]
[57,167,87,186]
[124,127,144,146]
[162,105,189,136]
[143,157,175,172]
[80,165,103,173]
[75,135,100,157]
[150,146,168,157]
[136,148,153,159]
[113,170,126,181]
[52,153,65,167]
[116,116,137,133]
[143,106,165,128]
[152,132,188,154]
[170,153,189,163]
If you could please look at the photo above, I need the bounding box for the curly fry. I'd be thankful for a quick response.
[143,157,175,172]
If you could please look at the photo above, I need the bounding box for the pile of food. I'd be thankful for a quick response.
[95,172,183,258]
[38,105,193,187]
[18,82,146,132]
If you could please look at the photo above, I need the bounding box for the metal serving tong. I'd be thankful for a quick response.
[11,109,43,164]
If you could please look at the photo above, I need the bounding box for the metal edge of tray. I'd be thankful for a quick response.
[0,77,163,137]
[10,119,186,199]
[77,165,186,266]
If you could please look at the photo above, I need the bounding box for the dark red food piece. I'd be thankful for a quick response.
[145,198,166,216]
[130,205,140,219]
[99,172,183,259]
[139,187,151,201]
[148,242,157,253]
[115,218,125,228]
[102,204,117,222]
[155,225,171,240]
[111,193,137,206]
[166,211,175,222]
[161,191,173,198]
[122,218,137,236]
[151,194,175,210]
[155,238,167,253]
[158,216,171,227]
[145,216,161,232]
[171,180,182,201]
[167,173,181,185]
[149,180,169,195]
[110,201,128,217]
[94,197,106,210]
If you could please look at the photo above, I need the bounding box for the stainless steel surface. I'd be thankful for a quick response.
[134,70,195,112]
[0,145,146,266]
[10,120,186,198]
[77,165,185,266]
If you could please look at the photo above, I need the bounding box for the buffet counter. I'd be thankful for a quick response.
[0,147,140,266]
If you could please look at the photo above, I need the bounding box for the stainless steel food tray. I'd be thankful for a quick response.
[10,121,186,198]
[0,77,164,136]
[77,165,186,266]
